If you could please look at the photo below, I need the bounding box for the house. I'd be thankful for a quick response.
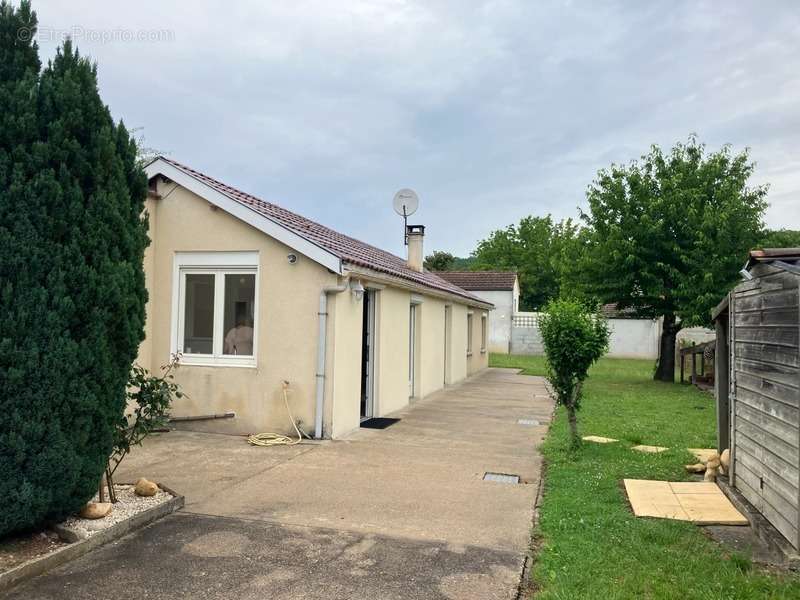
[435,271,519,353]
[712,248,800,552]
[139,157,492,439]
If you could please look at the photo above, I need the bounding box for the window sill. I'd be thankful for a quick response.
[179,358,257,369]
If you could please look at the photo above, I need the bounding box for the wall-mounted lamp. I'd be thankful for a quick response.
[350,279,365,302]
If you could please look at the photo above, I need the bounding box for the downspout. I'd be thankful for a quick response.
[315,274,351,439]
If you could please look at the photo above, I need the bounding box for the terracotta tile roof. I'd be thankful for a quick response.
[434,271,517,291]
[156,157,490,306]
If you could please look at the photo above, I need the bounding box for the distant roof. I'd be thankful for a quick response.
[599,303,639,318]
[145,157,490,307]
[434,271,517,291]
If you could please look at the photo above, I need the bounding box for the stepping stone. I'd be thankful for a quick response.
[582,435,618,443]
[689,448,718,463]
[632,444,669,453]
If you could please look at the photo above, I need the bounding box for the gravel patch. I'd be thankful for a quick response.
[60,485,172,539]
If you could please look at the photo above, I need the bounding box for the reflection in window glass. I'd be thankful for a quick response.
[223,274,256,356]
[183,274,215,354]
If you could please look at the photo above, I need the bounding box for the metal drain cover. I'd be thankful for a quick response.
[483,472,520,484]
[518,418,540,426]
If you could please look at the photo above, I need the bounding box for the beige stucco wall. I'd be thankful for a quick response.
[327,286,363,438]
[140,181,337,436]
[139,179,490,438]
[419,297,447,397]
[467,309,490,375]
[375,286,412,416]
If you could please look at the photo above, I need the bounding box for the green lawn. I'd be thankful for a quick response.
[490,354,800,600]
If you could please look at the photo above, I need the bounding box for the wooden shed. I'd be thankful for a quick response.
[713,248,800,551]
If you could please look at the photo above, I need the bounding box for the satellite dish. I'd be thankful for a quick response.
[393,188,419,217]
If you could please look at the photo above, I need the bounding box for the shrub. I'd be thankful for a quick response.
[538,299,609,448]
[104,357,183,500]
[0,2,148,535]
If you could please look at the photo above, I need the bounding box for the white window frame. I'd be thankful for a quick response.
[171,251,259,368]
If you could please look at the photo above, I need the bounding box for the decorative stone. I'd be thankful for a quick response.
[79,502,113,519]
[134,477,159,497]
[720,449,730,474]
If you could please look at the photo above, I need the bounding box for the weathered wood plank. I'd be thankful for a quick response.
[737,372,799,406]
[736,457,799,521]
[735,326,799,348]
[735,460,799,547]
[735,471,762,512]
[736,387,799,426]
[734,309,799,326]
[736,403,798,449]
[736,441,799,508]
[735,357,800,388]
[734,289,798,312]
[735,341,799,368]
[736,418,799,467]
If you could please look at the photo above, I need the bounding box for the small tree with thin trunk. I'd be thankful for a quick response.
[538,300,609,449]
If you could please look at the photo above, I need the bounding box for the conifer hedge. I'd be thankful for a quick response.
[0,1,148,536]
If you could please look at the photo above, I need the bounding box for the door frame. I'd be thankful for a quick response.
[361,289,377,420]
[409,300,421,398]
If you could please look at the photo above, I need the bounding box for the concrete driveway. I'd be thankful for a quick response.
[10,368,553,600]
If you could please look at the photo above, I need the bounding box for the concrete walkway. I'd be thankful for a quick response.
[10,369,553,600]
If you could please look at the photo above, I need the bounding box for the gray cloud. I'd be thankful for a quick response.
[34,0,800,256]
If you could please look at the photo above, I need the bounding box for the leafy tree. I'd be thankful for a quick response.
[452,255,476,270]
[759,228,800,249]
[580,137,767,382]
[538,299,609,449]
[0,2,149,536]
[424,250,456,271]
[472,215,581,310]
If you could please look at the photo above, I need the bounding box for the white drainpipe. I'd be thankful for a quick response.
[314,274,351,439]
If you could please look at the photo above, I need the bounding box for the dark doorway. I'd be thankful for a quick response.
[360,290,375,419]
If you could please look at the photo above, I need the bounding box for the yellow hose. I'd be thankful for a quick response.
[247,381,304,447]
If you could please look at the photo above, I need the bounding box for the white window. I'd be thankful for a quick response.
[481,314,487,353]
[172,252,259,367]
[467,312,473,355]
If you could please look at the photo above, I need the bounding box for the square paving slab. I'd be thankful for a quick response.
[582,435,618,443]
[632,444,669,453]
[624,479,748,525]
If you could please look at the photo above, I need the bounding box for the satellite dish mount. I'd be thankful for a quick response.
[392,188,420,245]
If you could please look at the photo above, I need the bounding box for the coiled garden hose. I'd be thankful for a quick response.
[247,381,304,446]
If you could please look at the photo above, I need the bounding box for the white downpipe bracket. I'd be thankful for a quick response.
[315,274,351,439]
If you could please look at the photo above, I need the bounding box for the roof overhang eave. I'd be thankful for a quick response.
[343,263,494,310]
[145,158,343,275]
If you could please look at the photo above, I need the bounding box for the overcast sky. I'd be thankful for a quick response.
[33,1,800,257]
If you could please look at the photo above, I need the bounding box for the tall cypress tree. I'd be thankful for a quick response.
[0,1,149,536]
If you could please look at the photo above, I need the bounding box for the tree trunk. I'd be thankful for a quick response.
[566,403,580,448]
[654,313,680,382]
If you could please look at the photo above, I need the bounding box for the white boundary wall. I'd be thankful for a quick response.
[510,312,662,359]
